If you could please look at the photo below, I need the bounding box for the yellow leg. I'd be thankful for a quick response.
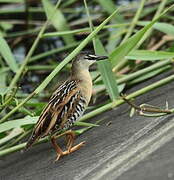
[51,130,85,161]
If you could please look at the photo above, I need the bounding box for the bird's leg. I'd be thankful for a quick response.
[66,134,73,151]
[65,130,85,153]
[65,130,75,152]
[51,136,66,161]
[51,130,85,161]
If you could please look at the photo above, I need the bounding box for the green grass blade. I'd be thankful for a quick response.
[43,23,129,38]
[75,121,99,127]
[121,0,146,44]
[128,65,170,85]
[7,0,62,93]
[127,50,174,61]
[97,0,116,14]
[0,128,23,146]
[0,69,8,97]
[96,0,123,53]
[110,5,174,68]
[94,38,119,100]
[42,0,75,44]
[30,42,79,63]
[84,0,119,101]
[0,116,38,133]
[138,21,174,36]
[75,127,92,135]
[96,0,122,21]
[0,115,99,134]
[0,36,18,73]
[0,0,23,2]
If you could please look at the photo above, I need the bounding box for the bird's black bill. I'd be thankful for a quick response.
[95,55,108,61]
[85,54,108,61]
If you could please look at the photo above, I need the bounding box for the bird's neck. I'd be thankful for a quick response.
[71,65,92,104]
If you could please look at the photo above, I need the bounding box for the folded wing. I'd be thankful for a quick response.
[26,79,87,149]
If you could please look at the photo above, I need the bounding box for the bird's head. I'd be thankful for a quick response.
[73,52,108,69]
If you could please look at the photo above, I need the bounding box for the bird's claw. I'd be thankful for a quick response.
[55,154,61,162]
[54,141,86,161]
[55,151,68,162]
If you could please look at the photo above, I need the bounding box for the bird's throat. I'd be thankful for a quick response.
[71,68,92,104]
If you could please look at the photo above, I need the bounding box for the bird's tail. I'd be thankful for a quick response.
[25,133,39,150]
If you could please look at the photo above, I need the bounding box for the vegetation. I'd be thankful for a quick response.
[0,0,174,157]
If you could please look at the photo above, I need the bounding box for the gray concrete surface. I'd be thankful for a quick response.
[117,138,174,180]
[0,71,174,180]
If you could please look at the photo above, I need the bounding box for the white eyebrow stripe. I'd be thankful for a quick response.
[88,55,98,58]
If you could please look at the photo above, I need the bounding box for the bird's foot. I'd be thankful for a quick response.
[67,141,86,153]
[55,141,86,161]
[55,151,68,161]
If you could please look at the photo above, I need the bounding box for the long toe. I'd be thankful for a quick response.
[55,141,86,161]
[55,153,62,162]
[69,141,86,153]
[78,141,86,148]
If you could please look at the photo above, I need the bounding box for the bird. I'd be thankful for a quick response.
[26,52,108,161]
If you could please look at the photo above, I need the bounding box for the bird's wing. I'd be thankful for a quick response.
[55,87,87,131]
[26,79,81,149]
